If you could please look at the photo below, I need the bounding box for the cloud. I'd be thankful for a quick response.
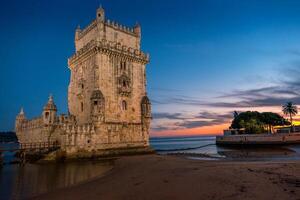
[152,67,300,109]
[286,49,300,57]
[151,57,300,132]
[152,112,189,120]
[152,111,233,131]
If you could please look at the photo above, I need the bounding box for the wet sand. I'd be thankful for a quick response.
[33,154,300,200]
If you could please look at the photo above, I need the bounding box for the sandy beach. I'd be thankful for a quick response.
[32,154,300,200]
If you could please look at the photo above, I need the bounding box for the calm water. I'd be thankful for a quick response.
[150,136,300,161]
[1,136,300,199]
[0,143,113,200]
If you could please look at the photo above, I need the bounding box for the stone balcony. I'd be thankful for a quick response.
[68,39,150,66]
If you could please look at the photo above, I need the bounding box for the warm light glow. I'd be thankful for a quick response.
[151,105,300,137]
[150,123,229,137]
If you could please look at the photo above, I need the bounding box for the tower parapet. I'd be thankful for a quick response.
[74,6,142,51]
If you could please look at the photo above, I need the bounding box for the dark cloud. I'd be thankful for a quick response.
[152,111,233,131]
[175,112,233,129]
[286,49,300,57]
[153,70,300,109]
[152,112,189,120]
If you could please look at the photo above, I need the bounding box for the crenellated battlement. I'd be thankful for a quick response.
[16,117,43,132]
[68,39,149,66]
[76,20,97,40]
[76,19,139,41]
[105,19,139,36]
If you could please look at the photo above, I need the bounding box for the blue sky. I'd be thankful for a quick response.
[1,0,300,135]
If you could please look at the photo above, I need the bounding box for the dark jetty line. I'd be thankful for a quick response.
[155,143,215,152]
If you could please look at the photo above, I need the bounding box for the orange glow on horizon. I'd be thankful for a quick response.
[150,106,300,138]
[150,123,230,137]
[151,117,300,137]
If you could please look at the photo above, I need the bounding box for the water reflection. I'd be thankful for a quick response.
[0,160,113,200]
[151,136,300,161]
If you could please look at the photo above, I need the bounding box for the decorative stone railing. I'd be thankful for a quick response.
[68,39,150,65]
[18,117,43,131]
[118,86,131,96]
[58,114,76,124]
[19,141,60,150]
[63,123,96,134]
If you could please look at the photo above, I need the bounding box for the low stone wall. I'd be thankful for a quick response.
[216,133,300,145]
[42,146,155,162]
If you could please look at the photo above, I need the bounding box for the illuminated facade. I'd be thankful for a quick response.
[15,6,152,158]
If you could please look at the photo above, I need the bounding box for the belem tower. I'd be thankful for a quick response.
[15,6,152,158]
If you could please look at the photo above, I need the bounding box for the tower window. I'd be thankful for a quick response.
[121,100,127,111]
[94,101,98,106]
[123,80,127,88]
[45,112,49,119]
[120,61,126,70]
[81,102,84,112]
[81,84,84,89]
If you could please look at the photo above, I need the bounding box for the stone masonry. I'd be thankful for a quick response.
[15,6,152,158]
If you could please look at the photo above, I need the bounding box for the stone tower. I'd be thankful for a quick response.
[15,6,152,157]
[68,6,151,126]
[66,6,152,151]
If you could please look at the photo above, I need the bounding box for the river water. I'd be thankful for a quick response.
[0,143,113,200]
[150,136,300,161]
[1,136,300,199]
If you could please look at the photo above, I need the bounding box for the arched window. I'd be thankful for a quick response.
[118,75,131,95]
[90,90,105,115]
[123,80,127,88]
[45,112,49,119]
[122,100,127,111]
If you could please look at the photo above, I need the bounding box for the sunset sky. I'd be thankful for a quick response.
[1,0,300,136]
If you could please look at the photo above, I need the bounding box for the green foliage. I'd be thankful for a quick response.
[230,111,289,134]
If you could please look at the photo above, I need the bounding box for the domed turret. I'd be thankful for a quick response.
[43,94,57,111]
[15,107,26,131]
[17,107,25,119]
[96,5,105,22]
[43,94,57,124]
[134,22,141,36]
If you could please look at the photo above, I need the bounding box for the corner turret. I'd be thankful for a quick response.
[43,94,57,125]
[96,5,105,22]
[75,25,81,41]
[15,107,26,131]
[134,22,141,37]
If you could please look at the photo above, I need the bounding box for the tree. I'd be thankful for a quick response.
[261,112,290,134]
[282,102,298,131]
[230,111,289,134]
[230,111,264,134]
